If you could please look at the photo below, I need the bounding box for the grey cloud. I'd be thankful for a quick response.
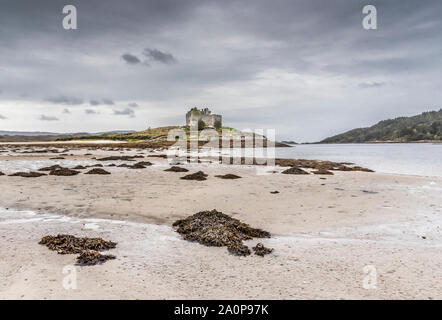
[358,82,387,89]
[113,108,135,117]
[128,102,139,108]
[102,99,115,105]
[45,96,84,106]
[90,99,114,105]
[85,109,98,115]
[0,114,7,120]
[121,53,141,65]
[62,108,71,114]
[39,115,59,121]
[143,48,177,65]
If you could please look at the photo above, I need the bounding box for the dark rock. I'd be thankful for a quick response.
[270,191,279,194]
[50,157,65,160]
[180,171,208,181]
[252,243,274,256]
[85,168,111,175]
[215,174,242,179]
[0,172,4,176]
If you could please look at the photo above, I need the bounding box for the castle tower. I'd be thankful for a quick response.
[186,107,222,128]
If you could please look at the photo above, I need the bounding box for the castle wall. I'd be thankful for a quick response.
[186,110,222,128]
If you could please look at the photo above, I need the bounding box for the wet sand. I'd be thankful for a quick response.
[0,145,441,299]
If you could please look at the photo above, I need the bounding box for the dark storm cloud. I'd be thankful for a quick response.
[45,96,84,106]
[39,115,59,121]
[113,108,135,117]
[121,54,141,65]
[143,48,177,65]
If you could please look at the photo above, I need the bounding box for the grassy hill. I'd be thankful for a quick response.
[56,126,182,142]
[320,109,442,143]
[55,125,289,147]
[57,126,260,142]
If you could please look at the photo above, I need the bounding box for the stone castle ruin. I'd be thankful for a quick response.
[186,107,222,128]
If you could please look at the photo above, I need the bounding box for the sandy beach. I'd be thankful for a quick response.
[0,144,441,299]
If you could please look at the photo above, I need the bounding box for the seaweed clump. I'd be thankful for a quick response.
[96,155,142,161]
[39,234,117,254]
[38,165,63,172]
[128,161,153,169]
[9,171,47,178]
[275,158,374,173]
[312,169,334,175]
[39,234,117,266]
[76,250,116,266]
[281,167,309,175]
[173,209,271,256]
[228,243,251,256]
[180,171,208,181]
[252,243,274,256]
[85,168,111,175]
[215,174,242,179]
[49,168,80,176]
[164,166,189,172]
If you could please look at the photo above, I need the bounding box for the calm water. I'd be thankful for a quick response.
[275,143,442,178]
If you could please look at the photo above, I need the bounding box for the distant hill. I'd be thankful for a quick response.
[0,131,67,136]
[0,130,135,142]
[0,130,135,136]
[320,109,442,143]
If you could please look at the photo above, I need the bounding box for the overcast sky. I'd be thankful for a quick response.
[0,0,441,141]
